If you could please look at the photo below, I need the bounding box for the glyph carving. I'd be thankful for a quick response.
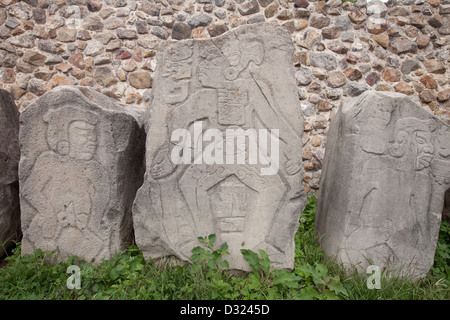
[133,24,306,271]
[20,86,145,262]
[316,91,450,278]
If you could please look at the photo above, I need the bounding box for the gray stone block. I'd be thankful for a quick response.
[316,91,450,278]
[0,89,21,256]
[19,86,145,263]
[133,24,306,271]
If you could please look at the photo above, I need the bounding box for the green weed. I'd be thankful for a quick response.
[0,195,448,300]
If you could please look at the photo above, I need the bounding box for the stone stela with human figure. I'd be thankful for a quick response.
[0,89,21,256]
[133,24,307,271]
[19,86,145,263]
[316,91,450,278]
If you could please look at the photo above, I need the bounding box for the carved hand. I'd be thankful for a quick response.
[151,146,175,179]
[284,148,302,175]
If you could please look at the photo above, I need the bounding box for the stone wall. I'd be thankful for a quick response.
[0,0,449,193]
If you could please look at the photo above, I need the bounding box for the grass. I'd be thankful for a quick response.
[0,195,448,300]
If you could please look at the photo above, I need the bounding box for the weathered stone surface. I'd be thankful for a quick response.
[172,22,192,40]
[366,16,388,34]
[316,91,450,278]
[310,52,337,71]
[437,88,450,102]
[296,29,321,49]
[295,67,313,86]
[68,52,85,69]
[383,67,402,82]
[389,39,418,55]
[344,67,362,81]
[310,14,331,29]
[56,27,77,42]
[420,74,439,89]
[22,50,46,66]
[424,60,446,74]
[151,26,169,40]
[116,28,138,39]
[238,0,259,16]
[84,40,104,56]
[0,89,21,256]
[0,0,447,197]
[294,0,309,8]
[417,34,431,48]
[327,70,347,88]
[129,71,152,89]
[322,26,341,39]
[327,40,348,54]
[259,0,274,7]
[20,86,145,262]
[208,23,229,37]
[264,2,278,18]
[346,82,369,96]
[133,24,306,271]
[438,16,450,34]
[419,88,437,103]
[188,13,213,27]
[401,58,421,75]
[135,20,148,34]
[94,66,118,87]
[366,0,388,17]
[348,9,367,24]
[370,33,389,48]
[394,81,414,95]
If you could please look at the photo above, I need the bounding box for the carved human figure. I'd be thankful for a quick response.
[151,41,301,264]
[428,127,450,244]
[316,91,450,278]
[344,117,439,272]
[23,107,110,261]
[134,25,306,270]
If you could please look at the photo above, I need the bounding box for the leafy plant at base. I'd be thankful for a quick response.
[295,262,348,300]
[0,195,448,300]
[190,234,230,270]
[187,234,234,299]
[240,248,302,299]
[431,220,450,281]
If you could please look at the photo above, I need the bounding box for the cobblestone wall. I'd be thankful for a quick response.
[0,0,449,192]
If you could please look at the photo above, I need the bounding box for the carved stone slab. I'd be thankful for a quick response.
[20,86,145,262]
[0,89,21,255]
[133,24,306,271]
[316,91,450,278]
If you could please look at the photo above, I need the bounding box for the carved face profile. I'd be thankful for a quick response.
[394,117,437,171]
[388,131,410,158]
[197,45,227,88]
[43,106,98,157]
[198,59,225,88]
[68,120,97,161]
[414,130,434,170]
[434,128,450,159]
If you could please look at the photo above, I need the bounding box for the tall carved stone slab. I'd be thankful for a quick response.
[20,86,145,262]
[316,91,450,278]
[133,24,306,271]
[0,89,21,255]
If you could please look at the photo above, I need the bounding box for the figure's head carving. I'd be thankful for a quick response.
[394,117,437,170]
[435,126,450,159]
[388,130,410,158]
[43,106,98,160]
[198,37,265,84]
